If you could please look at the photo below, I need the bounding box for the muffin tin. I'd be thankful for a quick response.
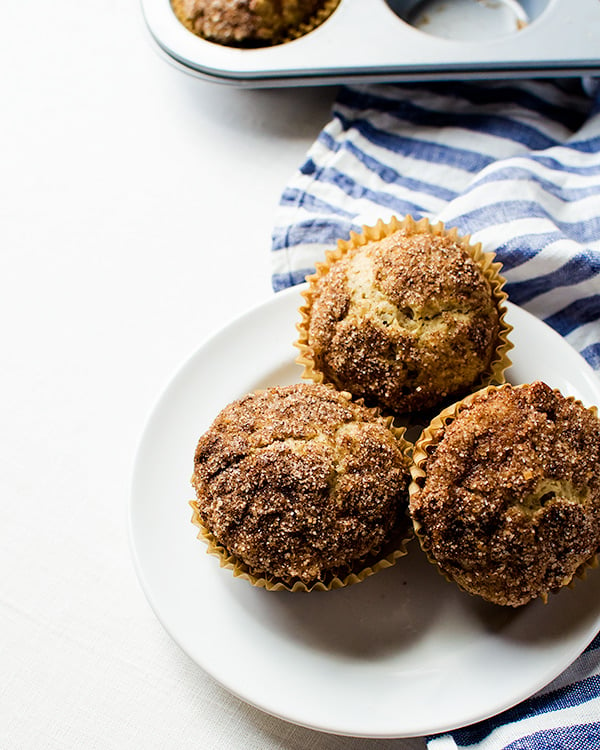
[140,0,600,86]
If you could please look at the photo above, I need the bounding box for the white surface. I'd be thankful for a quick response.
[130,289,600,739]
[141,0,600,84]
[0,3,428,749]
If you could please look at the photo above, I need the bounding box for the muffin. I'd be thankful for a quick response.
[409,381,600,607]
[296,216,511,416]
[190,382,412,590]
[171,0,337,46]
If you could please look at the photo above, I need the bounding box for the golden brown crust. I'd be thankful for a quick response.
[191,383,411,585]
[171,0,327,45]
[304,227,502,414]
[410,382,600,606]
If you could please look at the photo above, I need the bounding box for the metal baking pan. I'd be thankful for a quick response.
[140,0,600,86]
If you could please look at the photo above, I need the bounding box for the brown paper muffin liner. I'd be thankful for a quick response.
[190,407,414,592]
[409,383,600,604]
[295,214,513,413]
[171,0,341,48]
[282,0,341,43]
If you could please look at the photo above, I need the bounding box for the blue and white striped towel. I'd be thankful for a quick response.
[270,79,600,749]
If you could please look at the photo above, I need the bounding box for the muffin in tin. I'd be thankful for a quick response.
[190,382,413,590]
[409,381,600,607]
[171,0,338,47]
[296,216,512,416]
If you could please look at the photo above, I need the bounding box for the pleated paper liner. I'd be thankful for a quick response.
[171,0,341,48]
[189,503,412,592]
[189,405,414,592]
[409,382,600,605]
[283,0,341,43]
[295,214,513,418]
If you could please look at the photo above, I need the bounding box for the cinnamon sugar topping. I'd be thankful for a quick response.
[411,381,600,606]
[171,0,333,46]
[300,225,505,414]
[192,383,411,585]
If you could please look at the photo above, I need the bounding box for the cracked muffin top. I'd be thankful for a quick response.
[409,381,600,607]
[171,0,327,46]
[191,382,411,586]
[297,223,508,415]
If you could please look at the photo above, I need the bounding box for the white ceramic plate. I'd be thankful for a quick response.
[129,285,600,739]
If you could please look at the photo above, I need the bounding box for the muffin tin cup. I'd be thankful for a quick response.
[408,382,600,605]
[295,214,513,415]
[189,401,414,593]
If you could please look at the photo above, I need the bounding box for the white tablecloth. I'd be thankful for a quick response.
[0,1,425,748]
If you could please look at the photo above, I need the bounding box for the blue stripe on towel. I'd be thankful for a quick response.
[336,140,459,202]
[530,153,600,177]
[272,268,313,292]
[544,294,600,337]
[295,165,429,217]
[279,186,355,218]
[272,218,357,253]
[335,112,496,174]
[473,165,600,203]
[343,81,591,131]
[505,252,600,306]
[492,232,561,271]
[446,202,600,245]
[337,89,565,151]
[448,678,600,747]
[582,342,600,369]
[503,722,600,750]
